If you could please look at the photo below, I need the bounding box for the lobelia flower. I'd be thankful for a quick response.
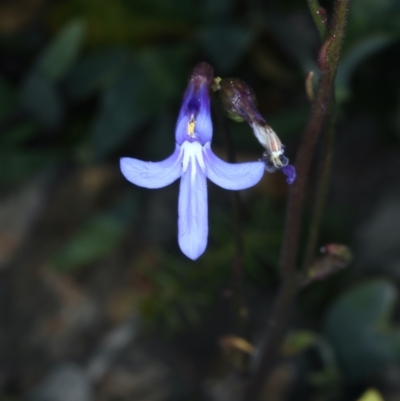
[120,62,265,260]
[217,78,296,184]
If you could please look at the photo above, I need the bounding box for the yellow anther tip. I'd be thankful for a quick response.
[188,120,195,136]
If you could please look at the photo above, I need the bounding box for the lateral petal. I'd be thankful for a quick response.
[120,147,182,189]
[203,144,265,190]
[178,159,208,260]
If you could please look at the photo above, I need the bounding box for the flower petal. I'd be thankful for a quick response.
[178,159,208,260]
[282,164,296,184]
[175,76,213,146]
[120,147,182,189]
[203,144,265,190]
[175,114,190,146]
[193,83,213,144]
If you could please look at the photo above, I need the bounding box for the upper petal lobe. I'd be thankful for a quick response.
[120,146,182,189]
[175,68,213,146]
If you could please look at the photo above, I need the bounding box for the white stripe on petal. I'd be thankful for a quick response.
[181,141,206,175]
[178,157,208,260]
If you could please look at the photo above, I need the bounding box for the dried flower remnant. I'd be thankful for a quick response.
[120,63,265,260]
[302,244,352,286]
[217,78,296,184]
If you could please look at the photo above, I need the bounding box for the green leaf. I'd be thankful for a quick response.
[66,48,131,99]
[0,150,61,189]
[136,47,184,104]
[51,215,124,271]
[0,77,17,123]
[324,280,399,382]
[36,19,86,81]
[51,194,137,271]
[356,389,384,401]
[20,72,64,129]
[203,0,233,18]
[336,35,394,102]
[198,23,254,72]
[284,330,324,355]
[91,49,182,160]
[92,70,147,160]
[50,0,192,45]
[348,0,400,40]
[88,45,188,159]
[136,251,216,333]
[0,121,40,148]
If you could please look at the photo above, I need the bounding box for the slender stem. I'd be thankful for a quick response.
[242,278,298,400]
[303,112,335,270]
[241,0,350,399]
[281,0,349,281]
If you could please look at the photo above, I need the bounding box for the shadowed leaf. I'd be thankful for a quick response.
[324,280,399,382]
[20,72,64,129]
[198,23,254,72]
[66,48,131,99]
[36,19,86,81]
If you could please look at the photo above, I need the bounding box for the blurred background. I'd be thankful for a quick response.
[1,0,400,400]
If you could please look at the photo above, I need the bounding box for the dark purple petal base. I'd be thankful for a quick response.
[282,165,296,184]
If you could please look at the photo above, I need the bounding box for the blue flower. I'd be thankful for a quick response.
[120,62,265,260]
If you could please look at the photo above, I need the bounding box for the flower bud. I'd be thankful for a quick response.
[218,78,264,124]
[215,77,296,184]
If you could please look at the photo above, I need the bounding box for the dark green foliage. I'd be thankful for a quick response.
[324,280,400,382]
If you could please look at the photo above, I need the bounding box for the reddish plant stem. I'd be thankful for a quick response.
[303,112,335,270]
[241,0,350,399]
[282,0,349,280]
